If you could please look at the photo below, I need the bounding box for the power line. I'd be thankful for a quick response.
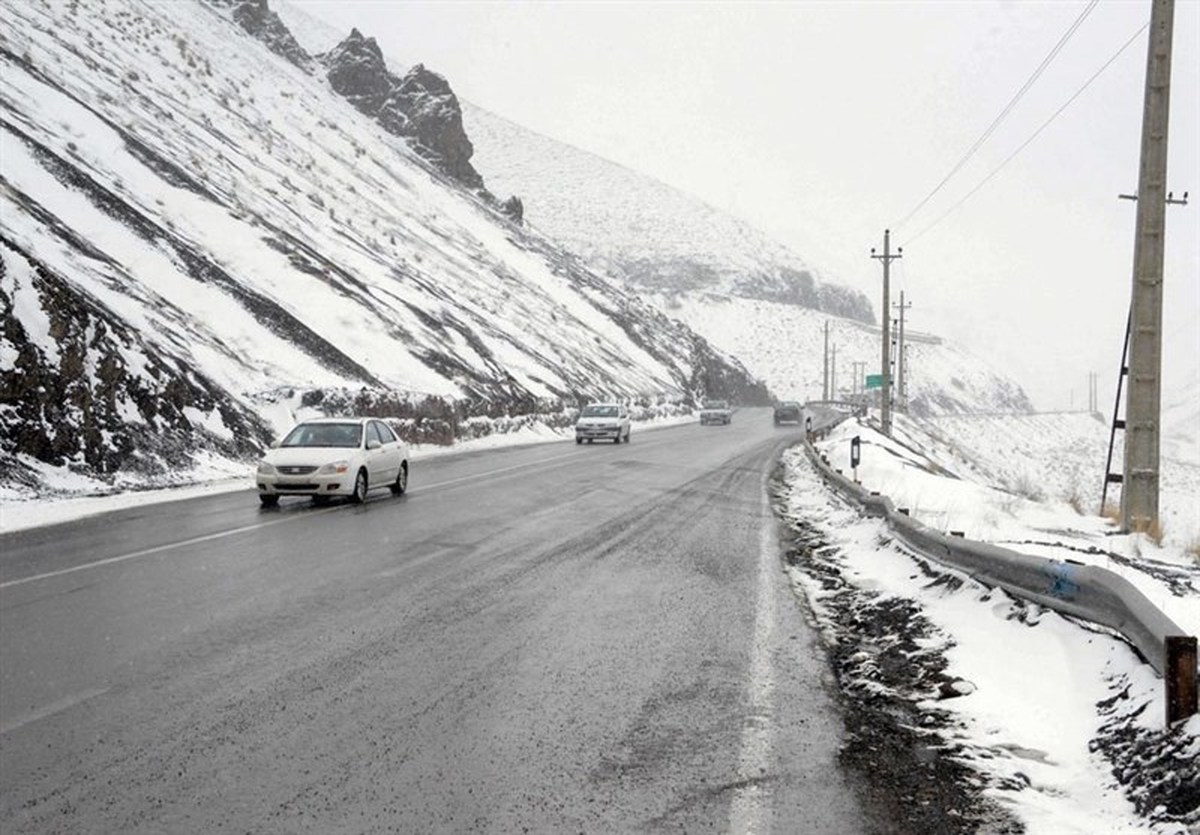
[906,20,1150,246]
[893,0,1099,231]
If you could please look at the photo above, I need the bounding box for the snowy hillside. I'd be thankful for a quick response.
[1,0,765,496]
[463,104,874,321]
[273,0,1042,423]
[920,411,1200,546]
[662,294,1033,415]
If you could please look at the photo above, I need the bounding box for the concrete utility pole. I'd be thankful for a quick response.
[871,230,901,436]
[893,292,912,413]
[1122,0,1176,533]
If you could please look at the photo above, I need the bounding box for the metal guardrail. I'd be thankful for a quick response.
[800,424,1198,726]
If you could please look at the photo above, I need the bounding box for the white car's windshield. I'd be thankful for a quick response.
[703,401,728,409]
[581,406,618,418]
[281,423,362,448]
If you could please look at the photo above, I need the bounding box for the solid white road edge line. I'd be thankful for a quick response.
[727,475,778,834]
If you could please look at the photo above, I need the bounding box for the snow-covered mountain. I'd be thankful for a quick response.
[274,1,1034,419]
[460,110,1034,415]
[1,0,768,496]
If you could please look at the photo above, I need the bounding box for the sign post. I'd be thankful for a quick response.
[850,435,861,483]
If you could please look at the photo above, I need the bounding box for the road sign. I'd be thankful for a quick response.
[850,436,861,468]
[865,374,883,390]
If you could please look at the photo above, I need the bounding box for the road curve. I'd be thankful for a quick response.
[0,409,867,833]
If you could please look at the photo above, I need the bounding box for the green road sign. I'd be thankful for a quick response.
[865,374,883,390]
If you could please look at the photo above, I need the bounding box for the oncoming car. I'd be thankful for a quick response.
[575,403,631,444]
[256,417,409,507]
[699,399,733,425]
[773,401,803,425]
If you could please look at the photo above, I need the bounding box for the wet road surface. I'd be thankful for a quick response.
[1,408,867,832]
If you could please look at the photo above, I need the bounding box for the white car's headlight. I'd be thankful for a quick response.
[317,460,351,475]
[257,461,276,475]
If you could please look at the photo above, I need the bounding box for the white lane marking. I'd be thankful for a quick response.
[0,686,110,735]
[0,508,340,590]
[728,482,778,834]
[0,446,614,591]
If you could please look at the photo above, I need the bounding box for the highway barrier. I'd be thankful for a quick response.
[800,429,1198,727]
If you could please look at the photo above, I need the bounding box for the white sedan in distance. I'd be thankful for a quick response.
[575,403,631,444]
[256,417,409,507]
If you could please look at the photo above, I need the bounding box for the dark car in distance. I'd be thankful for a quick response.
[773,401,802,425]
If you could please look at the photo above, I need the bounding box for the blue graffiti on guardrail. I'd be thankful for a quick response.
[1046,563,1080,600]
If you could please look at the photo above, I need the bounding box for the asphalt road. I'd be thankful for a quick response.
[0,408,868,833]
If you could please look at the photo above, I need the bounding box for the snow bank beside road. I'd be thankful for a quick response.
[781,411,1199,832]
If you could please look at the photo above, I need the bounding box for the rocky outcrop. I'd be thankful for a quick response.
[500,195,524,225]
[324,27,393,115]
[325,31,484,190]
[208,0,312,70]
[1,238,270,483]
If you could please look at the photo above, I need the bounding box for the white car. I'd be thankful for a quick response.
[256,417,409,507]
[575,403,631,444]
[699,399,733,425]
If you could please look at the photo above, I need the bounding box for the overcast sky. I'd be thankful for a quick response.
[291,0,1198,412]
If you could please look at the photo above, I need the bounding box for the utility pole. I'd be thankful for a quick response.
[831,343,838,401]
[893,292,912,413]
[823,321,830,401]
[1122,0,1176,534]
[871,230,901,436]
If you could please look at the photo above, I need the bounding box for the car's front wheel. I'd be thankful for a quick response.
[351,469,368,504]
[390,462,408,496]
[259,494,279,508]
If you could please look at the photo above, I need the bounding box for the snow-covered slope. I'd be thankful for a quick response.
[274,0,1038,421]
[663,294,1033,415]
[919,411,1200,546]
[1,0,764,495]
[463,104,875,321]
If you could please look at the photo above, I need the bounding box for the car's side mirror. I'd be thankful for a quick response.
[270,439,281,449]
[367,439,382,450]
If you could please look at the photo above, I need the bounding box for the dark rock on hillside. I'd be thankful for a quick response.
[1,238,270,483]
[383,64,482,189]
[500,195,524,224]
[735,266,875,324]
[207,0,312,70]
[324,32,485,190]
[619,256,875,324]
[324,28,393,115]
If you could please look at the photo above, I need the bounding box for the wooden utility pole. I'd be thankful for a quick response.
[1122,0,1176,533]
[893,292,912,413]
[871,230,901,436]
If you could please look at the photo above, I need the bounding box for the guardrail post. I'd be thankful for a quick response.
[1166,635,1198,724]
